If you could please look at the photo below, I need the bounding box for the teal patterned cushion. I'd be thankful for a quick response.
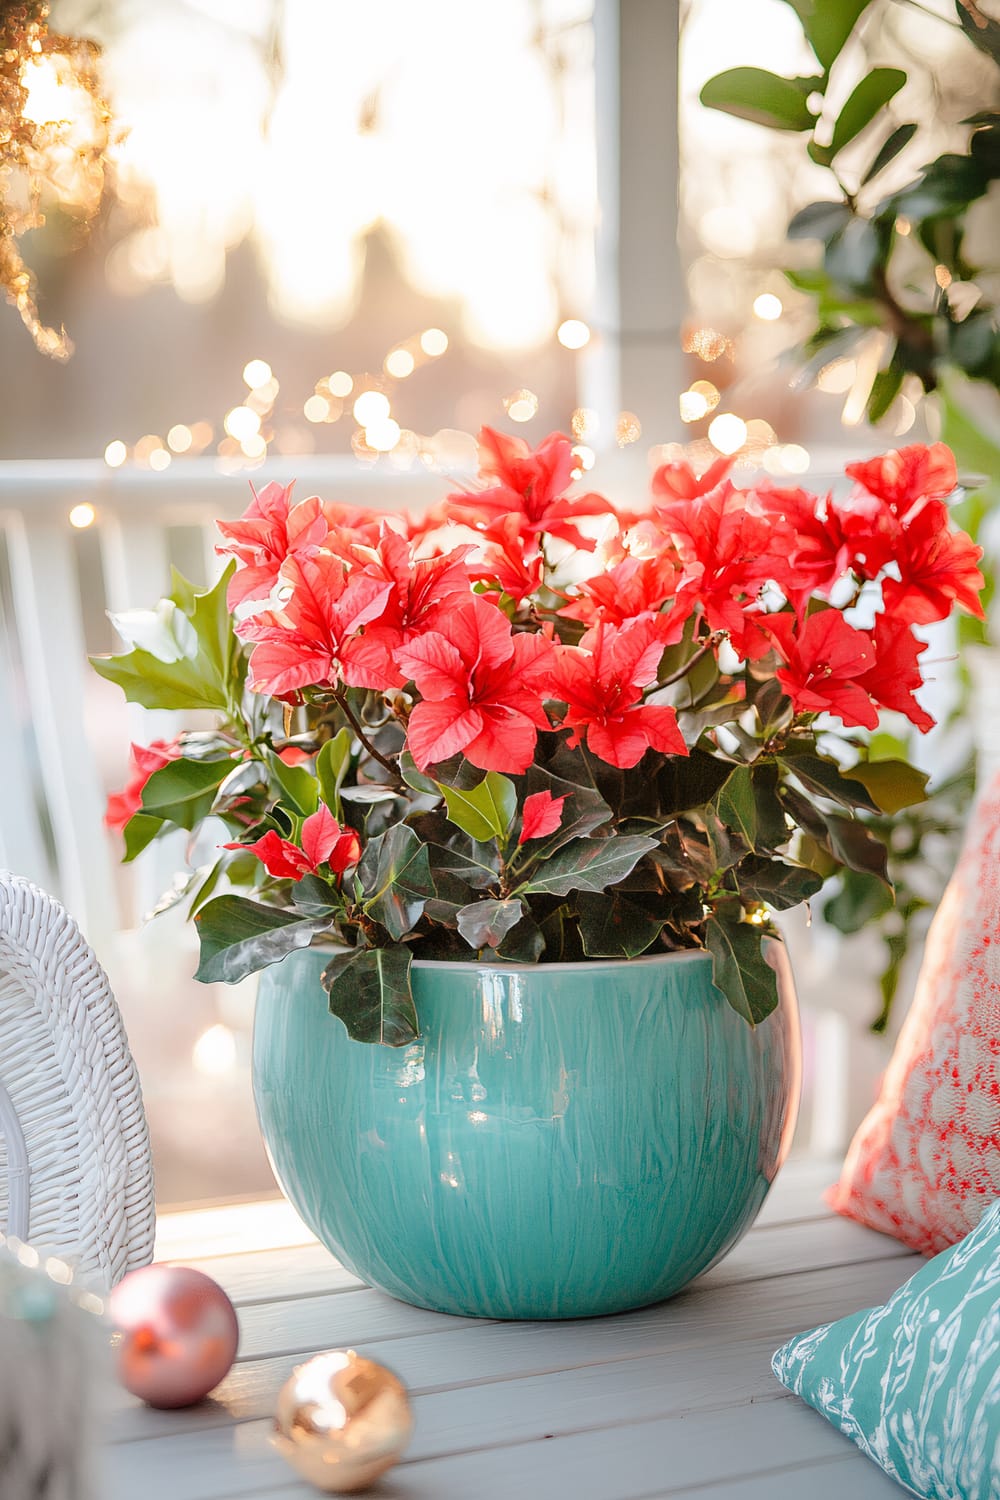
[772,1200,1000,1500]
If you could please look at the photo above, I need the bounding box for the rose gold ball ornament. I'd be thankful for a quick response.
[108,1264,239,1408]
[272,1349,414,1493]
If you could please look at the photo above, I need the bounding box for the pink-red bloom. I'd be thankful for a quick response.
[238,555,393,699]
[651,453,732,502]
[519,790,568,845]
[765,611,878,729]
[216,482,329,610]
[560,550,686,631]
[226,804,360,880]
[846,442,958,517]
[450,427,613,551]
[468,513,545,605]
[856,617,935,733]
[881,500,985,625]
[394,594,556,774]
[105,738,183,833]
[551,618,687,768]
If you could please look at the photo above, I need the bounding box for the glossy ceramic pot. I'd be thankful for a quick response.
[253,946,800,1320]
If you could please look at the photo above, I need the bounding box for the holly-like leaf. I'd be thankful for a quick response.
[316,728,353,818]
[140,756,232,830]
[427,838,500,890]
[268,749,319,816]
[575,892,664,959]
[518,835,657,897]
[706,912,779,1025]
[322,945,418,1047]
[359,824,436,939]
[819,68,906,163]
[781,0,872,70]
[824,812,892,886]
[788,200,853,242]
[734,854,823,910]
[495,913,545,962]
[655,749,734,818]
[121,812,163,862]
[861,122,917,185]
[194,896,330,983]
[438,771,517,842]
[715,766,757,849]
[456,898,525,951]
[845,759,929,813]
[780,752,880,810]
[822,866,895,934]
[700,67,819,131]
[522,766,611,851]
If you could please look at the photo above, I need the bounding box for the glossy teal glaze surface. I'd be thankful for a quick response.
[253,947,800,1320]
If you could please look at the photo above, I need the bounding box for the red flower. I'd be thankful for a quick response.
[857,617,935,733]
[881,500,985,625]
[846,442,958,517]
[394,594,555,774]
[468,513,545,605]
[765,611,878,729]
[752,486,854,608]
[651,453,732,501]
[344,527,473,689]
[226,804,360,880]
[560,550,686,632]
[450,427,614,551]
[519,790,568,844]
[105,738,183,833]
[551,618,687,768]
[238,555,393,699]
[216,481,329,610]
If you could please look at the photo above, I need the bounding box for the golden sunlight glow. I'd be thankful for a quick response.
[679,390,709,423]
[69,503,96,529]
[557,318,590,349]
[192,1024,237,1077]
[167,424,193,453]
[328,371,354,397]
[353,390,391,426]
[224,406,261,441]
[504,389,539,423]
[780,443,810,473]
[384,348,415,378]
[365,417,402,452]
[420,328,449,357]
[690,379,720,410]
[571,443,596,471]
[615,411,641,446]
[571,408,598,438]
[242,358,273,389]
[752,293,783,321]
[708,412,747,454]
[241,433,267,459]
[148,447,171,471]
[304,394,331,423]
[817,359,856,394]
[104,440,127,468]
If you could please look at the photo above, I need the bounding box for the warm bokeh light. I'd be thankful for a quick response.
[679,390,709,422]
[148,447,171,471]
[365,417,402,452]
[571,443,596,471]
[817,359,857,394]
[419,328,449,357]
[328,371,354,397]
[242,358,273,389]
[167,424,193,453]
[224,406,261,442]
[384,348,415,378]
[504,389,539,422]
[69,502,96,529]
[571,408,598,438]
[192,1024,237,1077]
[557,318,590,349]
[780,443,810,473]
[752,293,783,321]
[615,411,641,446]
[708,412,747,454]
[304,394,331,423]
[104,439,127,468]
[353,390,391,426]
[241,433,267,459]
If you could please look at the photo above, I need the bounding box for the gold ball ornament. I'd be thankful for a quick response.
[272,1349,414,1493]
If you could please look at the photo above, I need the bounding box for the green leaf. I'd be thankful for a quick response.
[956,1,1000,65]
[845,759,929,813]
[291,873,343,916]
[140,756,232,830]
[456,898,525,951]
[359,824,436,939]
[655,749,734,817]
[706,913,779,1025]
[316,729,353,817]
[867,365,904,424]
[822,866,894,934]
[861,122,917,185]
[438,771,517,842]
[822,68,906,162]
[699,68,819,132]
[426,838,500,890]
[398,749,440,796]
[522,766,612,852]
[322,945,418,1047]
[121,812,163,862]
[781,0,873,70]
[518,835,656,898]
[734,855,823,910]
[715,766,757,849]
[575,892,664,958]
[780,752,880,810]
[268,750,319,816]
[194,896,330,983]
[788,200,853,241]
[824,812,891,886]
[824,217,881,292]
[495,914,545,962]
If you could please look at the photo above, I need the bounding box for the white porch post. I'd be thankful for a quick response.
[586,0,685,480]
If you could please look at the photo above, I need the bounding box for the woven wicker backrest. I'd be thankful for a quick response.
[0,873,154,1287]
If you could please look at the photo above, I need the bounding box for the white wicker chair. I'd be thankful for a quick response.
[0,873,155,1286]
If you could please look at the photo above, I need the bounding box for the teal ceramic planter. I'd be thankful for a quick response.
[253,946,800,1320]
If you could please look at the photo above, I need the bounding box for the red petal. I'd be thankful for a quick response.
[518,789,568,844]
[406,700,485,769]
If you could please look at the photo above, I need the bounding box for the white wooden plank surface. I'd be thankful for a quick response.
[102,1158,916,1499]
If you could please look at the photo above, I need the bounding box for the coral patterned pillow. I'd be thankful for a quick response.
[829,772,1000,1255]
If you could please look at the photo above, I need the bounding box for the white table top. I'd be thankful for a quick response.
[103,1158,919,1498]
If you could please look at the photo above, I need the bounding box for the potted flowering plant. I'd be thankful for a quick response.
[96,429,983,1319]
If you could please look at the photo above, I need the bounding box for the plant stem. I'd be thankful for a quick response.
[659,635,719,688]
[333,689,400,779]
